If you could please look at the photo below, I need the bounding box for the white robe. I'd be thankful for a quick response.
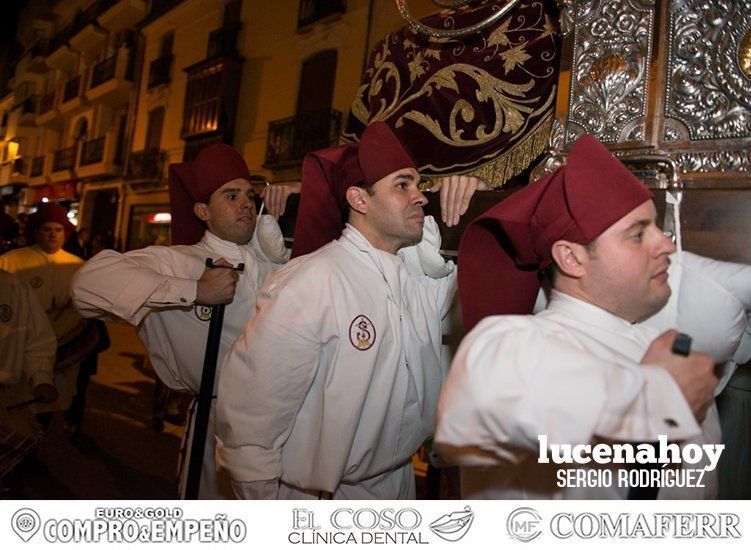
[436,287,725,499]
[0,269,56,390]
[72,230,281,499]
[216,220,455,499]
[0,246,83,413]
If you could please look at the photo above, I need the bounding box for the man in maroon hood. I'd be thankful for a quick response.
[73,144,297,499]
[436,135,720,499]
[217,122,487,499]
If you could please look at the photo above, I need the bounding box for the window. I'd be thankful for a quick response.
[145,107,165,151]
[297,0,346,29]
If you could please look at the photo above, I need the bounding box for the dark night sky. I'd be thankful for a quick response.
[1,1,28,50]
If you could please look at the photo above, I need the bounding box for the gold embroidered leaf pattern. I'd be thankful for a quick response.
[499,44,531,74]
[487,18,512,48]
[396,64,540,145]
[541,15,557,39]
[342,0,560,189]
[407,55,427,82]
[425,47,441,61]
[350,88,371,124]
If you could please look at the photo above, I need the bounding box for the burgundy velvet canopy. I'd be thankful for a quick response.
[342,0,561,188]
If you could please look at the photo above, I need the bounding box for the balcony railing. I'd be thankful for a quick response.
[12,157,27,176]
[207,24,240,58]
[50,23,75,53]
[53,145,78,172]
[63,76,82,103]
[126,148,164,180]
[91,54,117,88]
[264,109,342,168]
[147,54,173,89]
[298,0,346,29]
[49,0,114,54]
[19,96,40,116]
[30,156,45,177]
[79,136,105,166]
[39,92,57,115]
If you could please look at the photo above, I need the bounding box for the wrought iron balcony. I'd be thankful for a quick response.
[19,96,40,117]
[63,76,82,103]
[126,148,165,180]
[264,109,342,168]
[90,54,117,88]
[144,0,184,27]
[50,1,119,55]
[79,136,106,166]
[30,156,46,177]
[50,24,75,54]
[147,53,173,89]
[298,0,346,29]
[53,146,78,172]
[39,92,57,115]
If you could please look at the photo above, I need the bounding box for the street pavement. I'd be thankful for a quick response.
[17,323,184,499]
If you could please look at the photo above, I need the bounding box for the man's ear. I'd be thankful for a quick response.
[550,239,587,279]
[345,186,369,216]
[193,202,210,223]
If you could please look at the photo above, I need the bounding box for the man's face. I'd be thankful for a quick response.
[196,178,257,245]
[359,167,428,253]
[581,200,677,323]
[35,222,66,254]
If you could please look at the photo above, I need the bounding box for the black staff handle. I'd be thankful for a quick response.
[184,258,243,500]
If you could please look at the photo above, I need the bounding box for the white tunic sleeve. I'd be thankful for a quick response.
[72,248,199,326]
[215,267,323,498]
[435,317,700,466]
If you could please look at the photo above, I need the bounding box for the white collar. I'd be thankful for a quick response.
[341,225,405,304]
[201,231,246,261]
[545,290,660,349]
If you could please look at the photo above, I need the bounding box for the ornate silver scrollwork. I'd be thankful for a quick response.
[675,150,751,173]
[528,119,566,182]
[558,0,575,36]
[565,0,655,144]
[395,0,523,39]
[663,0,751,141]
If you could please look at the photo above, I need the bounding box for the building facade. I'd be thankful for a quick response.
[1,0,436,250]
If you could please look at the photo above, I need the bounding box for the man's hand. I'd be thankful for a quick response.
[33,383,58,404]
[196,258,240,305]
[261,182,301,218]
[429,175,489,227]
[642,330,718,422]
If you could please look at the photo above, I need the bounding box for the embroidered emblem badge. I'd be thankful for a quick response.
[194,305,212,322]
[30,276,43,289]
[0,304,12,323]
[349,315,376,351]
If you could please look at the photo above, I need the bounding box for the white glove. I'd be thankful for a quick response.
[252,214,291,264]
[398,216,452,278]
